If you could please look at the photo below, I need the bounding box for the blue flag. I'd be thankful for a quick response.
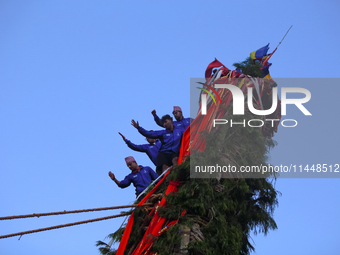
[250,44,269,59]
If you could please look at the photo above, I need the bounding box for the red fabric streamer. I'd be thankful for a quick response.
[205,58,224,79]
[131,181,181,255]
[116,171,170,255]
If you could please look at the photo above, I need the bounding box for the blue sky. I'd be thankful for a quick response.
[0,1,339,254]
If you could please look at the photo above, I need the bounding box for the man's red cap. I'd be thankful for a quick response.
[125,156,135,164]
[173,106,182,112]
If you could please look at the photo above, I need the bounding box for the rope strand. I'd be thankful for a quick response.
[0,203,152,221]
[0,212,131,240]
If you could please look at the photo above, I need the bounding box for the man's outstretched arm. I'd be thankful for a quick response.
[131,119,163,139]
[152,109,163,128]
[119,132,148,152]
[109,171,131,188]
[108,171,121,186]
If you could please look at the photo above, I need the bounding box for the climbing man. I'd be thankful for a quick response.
[118,132,162,175]
[108,156,158,201]
[151,106,192,131]
[131,115,183,173]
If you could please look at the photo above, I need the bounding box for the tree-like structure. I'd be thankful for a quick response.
[97,55,281,255]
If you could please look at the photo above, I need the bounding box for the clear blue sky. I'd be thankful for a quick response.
[0,1,339,254]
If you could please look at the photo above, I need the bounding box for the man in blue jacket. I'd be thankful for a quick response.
[108,156,158,200]
[151,106,192,131]
[131,115,184,173]
[118,132,162,175]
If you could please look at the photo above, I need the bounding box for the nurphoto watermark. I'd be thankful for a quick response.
[189,78,338,178]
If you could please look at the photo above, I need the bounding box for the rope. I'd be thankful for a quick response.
[0,212,132,240]
[0,203,153,221]
[0,170,168,241]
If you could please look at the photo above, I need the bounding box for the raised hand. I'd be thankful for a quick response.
[151,109,156,116]
[108,171,115,180]
[118,132,126,141]
[131,119,139,128]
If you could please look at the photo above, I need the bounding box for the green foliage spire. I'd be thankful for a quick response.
[233,57,263,77]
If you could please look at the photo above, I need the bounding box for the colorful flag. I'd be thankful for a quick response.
[250,44,270,60]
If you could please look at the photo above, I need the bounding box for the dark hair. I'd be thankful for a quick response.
[161,114,172,124]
